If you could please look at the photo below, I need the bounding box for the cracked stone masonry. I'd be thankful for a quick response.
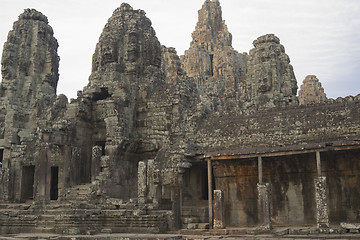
[0,0,360,236]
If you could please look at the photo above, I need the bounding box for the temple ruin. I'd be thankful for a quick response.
[0,0,360,237]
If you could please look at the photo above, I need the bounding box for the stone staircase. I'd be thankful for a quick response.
[0,203,38,234]
[0,183,171,235]
[63,183,93,204]
[182,205,209,230]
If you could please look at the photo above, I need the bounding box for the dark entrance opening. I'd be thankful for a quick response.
[209,54,214,76]
[21,165,35,202]
[96,141,106,155]
[50,166,59,200]
[92,87,112,101]
[0,149,3,170]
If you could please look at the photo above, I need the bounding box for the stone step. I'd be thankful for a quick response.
[182,223,199,230]
[34,226,55,234]
[197,223,210,229]
[183,217,200,224]
[45,203,72,209]
[39,214,57,221]
[0,203,31,210]
[182,221,209,230]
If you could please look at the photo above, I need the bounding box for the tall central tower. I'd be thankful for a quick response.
[181,0,246,111]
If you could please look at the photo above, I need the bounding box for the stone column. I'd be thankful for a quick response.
[258,156,263,184]
[137,161,147,204]
[147,159,155,201]
[37,146,51,203]
[213,189,225,229]
[91,146,102,182]
[152,169,161,207]
[171,175,183,229]
[314,151,329,229]
[207,158,213,228]
[314,177,329,229]
[257,156,271,230]
[257,183,271,230]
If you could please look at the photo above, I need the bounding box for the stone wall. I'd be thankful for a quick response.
[212,149,360,227]
[322,149,360,224]
[196,95,360,153]
[0,0,360,234]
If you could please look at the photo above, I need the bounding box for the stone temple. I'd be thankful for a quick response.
[0,0,360,237]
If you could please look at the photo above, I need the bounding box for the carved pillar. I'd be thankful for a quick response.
[213,189,225,229]
[257,156,271,229]
[146,159,155,201]
[314,177,329,228]
[38,146,51,203]
[314,151,329,229]
[207,158,213,228]
[171,174,183,229]
[258,156,263,184]
[257,183,271,230]
[152,169,161,207]
[91,146,102,182]
[137,161,147,204]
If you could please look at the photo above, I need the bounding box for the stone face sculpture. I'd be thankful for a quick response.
[0,8,59,141]
[244,34,298,109]
[1,9,59,96]
[1,0,359,235]
[0,9,61,202]
[298,75,327,105]
[181,0,247,111]
[88,3,162,95]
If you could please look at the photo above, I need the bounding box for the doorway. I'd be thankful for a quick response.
[20,165,35,202]
[50,166,59,200]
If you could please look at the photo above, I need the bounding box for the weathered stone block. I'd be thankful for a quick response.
[213,189,225,229]
[257,183,271,230]
[138,161,147,204]
[314,177,329,229]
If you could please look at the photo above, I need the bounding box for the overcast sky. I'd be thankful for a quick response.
[0,0,359,100]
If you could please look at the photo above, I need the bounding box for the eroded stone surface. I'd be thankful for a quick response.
[298,75,327,105]
[0,0,359,236]
[244,34,298,109]
[0,8,60,202]
[181,0,246,111]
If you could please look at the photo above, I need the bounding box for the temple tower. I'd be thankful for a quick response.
[298,75,327,105]
[181,0,247,111]
[244,34,298,109]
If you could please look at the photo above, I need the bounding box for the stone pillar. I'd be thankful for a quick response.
[171,175,183,229]
[152,169,161,207]
[137,161,147,204]
[38,147,51,203]
[213,190,225,229]
[147,159,155,201]
[91,146,102,182]
[257,183,271,230]
[207,158,213,228]
[314,176,329,229]
[258,156,263,184]
[316,151,321,176]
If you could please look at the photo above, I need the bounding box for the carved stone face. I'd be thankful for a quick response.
[258,76,272,93]
[1,64,12,80]
[101,43,118,66]
[255,66,272,93]
[126,32,139,62]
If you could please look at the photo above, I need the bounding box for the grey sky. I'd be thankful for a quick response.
[1,0,359,99]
